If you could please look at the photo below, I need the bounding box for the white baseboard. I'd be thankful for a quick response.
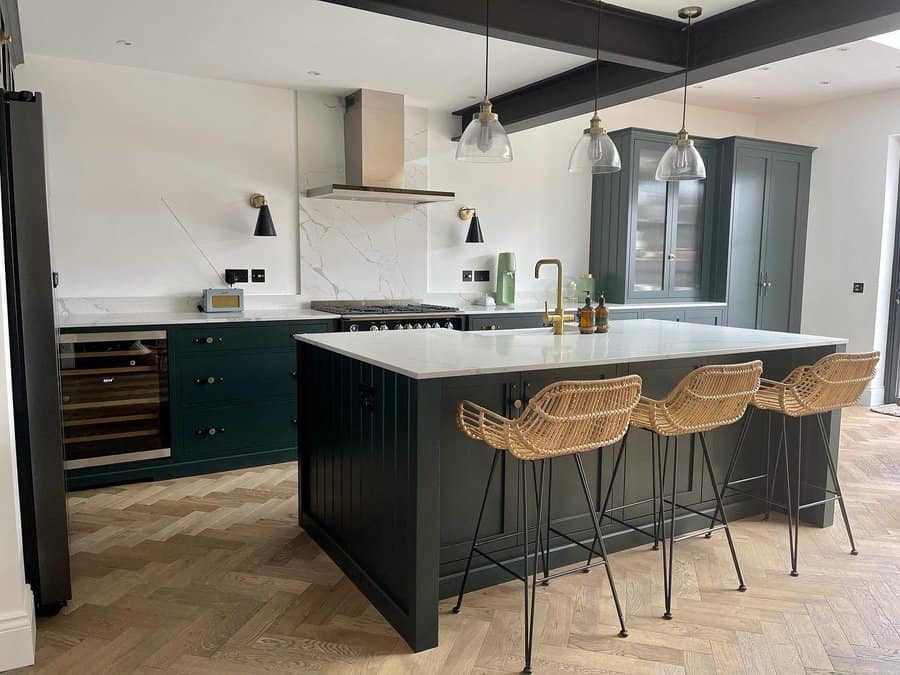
[0,584,35,672]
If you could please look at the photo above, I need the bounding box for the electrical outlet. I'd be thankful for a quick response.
[224,268,248,284]
[462,270,473,282]
[474,270,490,282]
[251,269,266,283]
[852,282,864,293]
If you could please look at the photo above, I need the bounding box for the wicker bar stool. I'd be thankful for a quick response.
[627,361,762,620]
[710,352,879,576]
[454,375,642,674]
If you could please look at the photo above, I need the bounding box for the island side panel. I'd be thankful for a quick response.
[298,341,440,651]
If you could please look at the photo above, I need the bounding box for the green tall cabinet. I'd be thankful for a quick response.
[713,138,814,332]
[589,128,719,303]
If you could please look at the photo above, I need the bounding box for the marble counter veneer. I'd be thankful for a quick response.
[296,319,846,380]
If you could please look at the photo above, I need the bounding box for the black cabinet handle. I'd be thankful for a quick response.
[195,426,225,437]
[192,336,223,344]
[290,370,297,377]
[194,376,223,385]
[291,418,298,425]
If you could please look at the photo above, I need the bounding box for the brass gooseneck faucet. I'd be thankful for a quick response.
[534,258,574,335]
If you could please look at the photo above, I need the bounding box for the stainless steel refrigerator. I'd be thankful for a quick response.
[1,89,70,614]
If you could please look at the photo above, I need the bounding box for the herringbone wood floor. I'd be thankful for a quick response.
[17,408,900,674]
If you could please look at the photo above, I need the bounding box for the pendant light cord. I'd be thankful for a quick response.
[594,1,601,114]
[484,0,490,100]
[681,15,692,130]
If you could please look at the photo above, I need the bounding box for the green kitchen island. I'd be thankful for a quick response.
[295,319,847,651]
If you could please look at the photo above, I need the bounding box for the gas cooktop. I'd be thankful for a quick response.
[311,301,459,316]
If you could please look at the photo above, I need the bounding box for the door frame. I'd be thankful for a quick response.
[883,168,900,404]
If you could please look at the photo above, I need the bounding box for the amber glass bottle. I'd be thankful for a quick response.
[595,294,609,334]
[579,292,595,334]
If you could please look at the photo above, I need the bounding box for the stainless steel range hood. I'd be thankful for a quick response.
[306,89,455,204]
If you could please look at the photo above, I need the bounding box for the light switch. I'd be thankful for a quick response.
[852,282,864,294]
[462,270,473,282]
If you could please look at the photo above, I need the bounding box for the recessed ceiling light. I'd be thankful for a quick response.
[306,70,321,77]
[819,80,831,85]
[838,46,850,52]
[753,96,762,100]
[759,66,771,71]
[115,39,133,46]
[693,85,704,89]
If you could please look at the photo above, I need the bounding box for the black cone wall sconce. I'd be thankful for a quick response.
[251,193,277,237]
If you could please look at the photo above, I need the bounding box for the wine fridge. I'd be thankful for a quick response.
[58,331,170,470]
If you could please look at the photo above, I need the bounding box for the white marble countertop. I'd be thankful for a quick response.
[59,308,338,329]
[295,319,846,380]
[455,301,727,314]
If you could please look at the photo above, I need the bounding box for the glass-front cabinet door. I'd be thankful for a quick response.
[628,137,711,300]
[630,141,671,296]
[669,179,705,296]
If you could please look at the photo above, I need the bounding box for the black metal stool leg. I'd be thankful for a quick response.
[698,433,747,592]
[523,459,546,674]
[815,414,858,555]
[780,415,798,577]
[651,432,660,550]
[706,408,754,538]
[586,432,629,568]
[453,448,502,613]
[766,411,784,521]
[792,417,803,576]
[541,459,553,584]
[574,453,629,638]
[530,462,547,583]
[662,434,678,619]
[520,460,533,674]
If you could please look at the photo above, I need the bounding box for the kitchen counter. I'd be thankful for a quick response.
[296,319,847,651]
[59,307,338,328]
[296,319,845,380]
[454,300,727,314]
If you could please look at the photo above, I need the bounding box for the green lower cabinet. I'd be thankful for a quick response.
[180,398,297,460]
[465,313,545,331]
[179,349,297,405]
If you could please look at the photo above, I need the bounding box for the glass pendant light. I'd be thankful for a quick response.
[568,1,620,174]
[456,0,512,163]
[656,6,706,182]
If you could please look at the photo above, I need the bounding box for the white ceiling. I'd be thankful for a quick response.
[653,37,900,114]
[17,0,591,111]
[609,1,747,21]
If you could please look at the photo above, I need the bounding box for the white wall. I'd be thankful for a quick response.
[756,88,900,404]
[16,54,299,298]
[428,98,757,298]
[0,190,35,669]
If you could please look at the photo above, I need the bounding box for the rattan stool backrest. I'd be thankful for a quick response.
[514,376,642,458]
[653,361,763,434]
[789,351,880,413]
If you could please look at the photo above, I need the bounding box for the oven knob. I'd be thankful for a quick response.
[414,323,423,330]
[404,323,413,330]
[349,324,359,332]
[392,323,403,330]
[444,320,454,329]
[369,324,380,332]
[379,323,389,331]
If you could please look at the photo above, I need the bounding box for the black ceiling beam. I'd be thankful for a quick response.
[319,0,686,73]
[454,0,900,133]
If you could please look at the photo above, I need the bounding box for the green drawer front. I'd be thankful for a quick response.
[181,398,297,459]
[174,320,335,353]
[467,313,545,331]
[179,349,296,405]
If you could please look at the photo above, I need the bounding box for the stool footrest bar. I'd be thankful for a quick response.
[472,547,526,583]
[726,473,769,486]
[675,524,726,543]
[600,513,658,540]
[661,498,724,524]
[542,559,609,583]
[798,495,841,510]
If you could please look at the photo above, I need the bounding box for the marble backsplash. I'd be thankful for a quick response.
[297,93,428,300]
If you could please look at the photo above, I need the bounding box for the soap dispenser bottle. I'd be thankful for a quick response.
[595,293,609,334]
[579,292,595,334]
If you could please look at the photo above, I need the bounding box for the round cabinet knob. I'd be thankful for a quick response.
[208,427,218,436]
[205,336,214,344]
[206,376,216,385]
[667,253,677,261]
[513,399,523,409]
[290,370,297,377]
[490,325,497,330]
